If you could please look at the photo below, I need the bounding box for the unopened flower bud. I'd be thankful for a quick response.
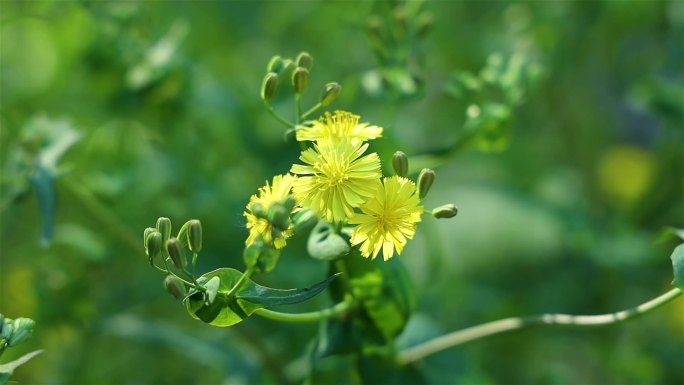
[163,275,186,300]
[432,204,458,219]
[320,82,341,106]
[268,204,291,231]
[156,217,172,244]
[292,208,318,234]
[417,168,435,199]
[1,322,13,342]
[292,67,309,94]
[296,52,313,70]
[9,318,35,347]
[261,72,279,102]
[266,55,286,73]
[143,227,155,250]
[280,196,296,214]
[392,151,409,177]
[250,202,268,219]
[188,219,202,253]
[145,231,163,260]
[166,237,186,269]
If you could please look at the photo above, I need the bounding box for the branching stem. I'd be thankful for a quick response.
[397,288,683,365]
[253,299,352,323]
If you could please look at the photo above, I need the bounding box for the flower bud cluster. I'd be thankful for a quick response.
[0,314,35,351]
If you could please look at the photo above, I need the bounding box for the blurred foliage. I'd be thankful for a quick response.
[0,0,682,384]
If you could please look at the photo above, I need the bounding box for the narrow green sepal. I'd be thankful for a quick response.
[417,168,435,199]
[392,151,409,177]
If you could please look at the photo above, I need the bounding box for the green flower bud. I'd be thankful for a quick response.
[243,242,280,273]
[292,208,318,234]
[1,322,13,342]
[188,219,202,253]
[268,204,290,231]
[143,227,155,251]
[156,217,172,244]
[145,231,163,260]
[163,275,186,300]
[266,55,286,73]
[417,168,435,199]
[166,237,186,269]
[392,151,409,177]
[292,67,309,94]
[261,72,279,102]
[250,202,268,219]
[280,196,296,214]
[432,204,458,219]
[320,82,342,106]
[9,318,35,347]
[296,52,313,70]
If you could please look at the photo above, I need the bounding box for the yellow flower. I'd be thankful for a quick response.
[244,174,296,249]
[349,176,424,261]
[296,111,383,143]
[291,140,381,222]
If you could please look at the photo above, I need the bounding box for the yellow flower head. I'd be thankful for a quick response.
[296,111,383,143]
[290,140,381,223]
[244,174,296,249]
[349,176,424,261]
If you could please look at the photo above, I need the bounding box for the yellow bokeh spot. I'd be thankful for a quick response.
[597,145,654,205]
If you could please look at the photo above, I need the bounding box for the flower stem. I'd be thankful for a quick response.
[295,93,302,124]
[226,267,254,298]
[397,288,683,365]
[253,300,352,323]
[301,102,322,120]
[265,104,295,128]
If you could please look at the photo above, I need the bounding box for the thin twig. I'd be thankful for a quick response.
[397,288,683,365]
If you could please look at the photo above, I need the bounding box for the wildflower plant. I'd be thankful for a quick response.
[140,52,684,383]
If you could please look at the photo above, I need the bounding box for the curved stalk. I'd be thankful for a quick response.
[253,300,352,323]
[397,288,682,365]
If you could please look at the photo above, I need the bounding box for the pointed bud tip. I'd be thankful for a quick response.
[432,204,458,219]
[292,67,309,94]
[296,52,313,70]
[320,82,342,106]
[261,72,279,102]
[417,168,436,199]
[392,151,409,177]
[188,219,202,253]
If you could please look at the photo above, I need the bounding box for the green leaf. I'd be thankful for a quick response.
[0,349,43,385]
[237,273,341,306]
[184,268,262,327]
[204,276,220,305]
[307,221,350,261]
[322,254,416,352]
[670,244,684,289]
[185,268,340,327]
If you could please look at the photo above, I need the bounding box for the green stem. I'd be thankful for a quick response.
[226,267,255,298]
[397,288,683,365]
[253,300,351,323]
[295,93,302,124]
[161,257,205,292]
[265,104,295,128]
[301,102,322,120]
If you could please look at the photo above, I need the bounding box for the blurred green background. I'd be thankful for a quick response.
[1,1,683,384]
